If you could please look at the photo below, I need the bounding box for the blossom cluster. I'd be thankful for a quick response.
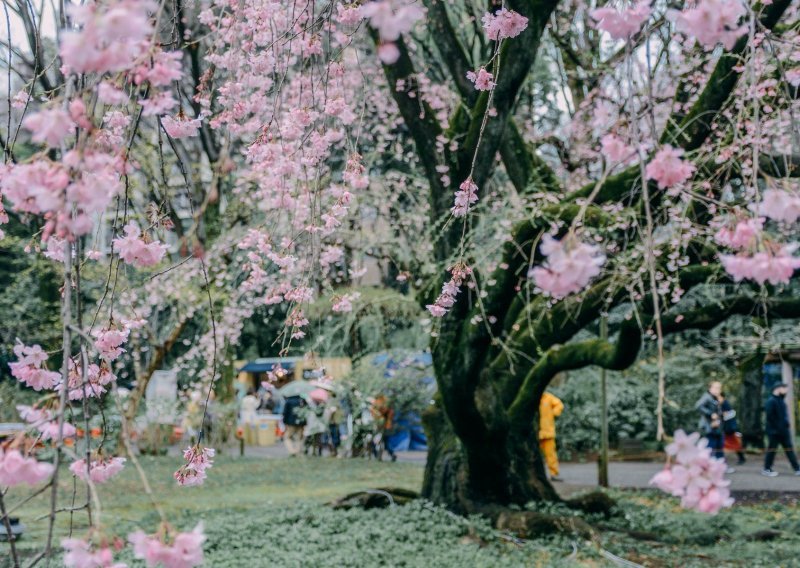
[113,223,169,268]
[62,538,126,568]
[590,1,651,40]
[361,0,425,64]
[451,178,479,217]
[720,246,800,285]
[128,524,205,568]
[70,457,127,484]
[17,404,77,441]
[529,235,606,299]
[94,325,131,361]
[8,341,61,391]
[0,447,55,487]
[669,0,747,50]
[758,189,800,224]
[600,134,635,164]
[63,360,117,401]
[466,68,495,91]
[426,263,472,318]
[332,292,362,313]
[174,445,215,487]
[162,114,202,139]
[645,145,695,190]
[714,217,763,250]
[650,430,734,514]
[481,8,529,40]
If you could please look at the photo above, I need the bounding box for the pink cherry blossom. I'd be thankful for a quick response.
[757,189,800,224]
[70,457,127,484]
[60,1,156,75]
[361,0,425,42]
[650,430,733,514]
[600,134,635,163]
[466,68,495,91]
[0,448,54,487]
[669,0,747,50]
[162,115,202,139]
[39,420,77,441]
[377,43,401,64]
[8,341,61,391]
[714,217,762,250]
[645,145,695,190]
[426,263,472,317]
[94,326,131,361]
[62,538,127,568]
[590,1,651,40]
[174,445,215,486]
[129,523,205,568]
[23,108,75,147]
[61,360,116,401]
[332,292,361,313]
[720,245,800,285]
[1,161,69,215]
[97,82,130,105]
[665,429,704,463]
[451,178,478,217]
[481,8,528,41]
[528,235,606,298]
[113,223,169,268]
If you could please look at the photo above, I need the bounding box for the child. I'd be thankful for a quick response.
[719,392,745,467]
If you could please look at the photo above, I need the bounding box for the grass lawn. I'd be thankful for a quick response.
[2,454,800,567]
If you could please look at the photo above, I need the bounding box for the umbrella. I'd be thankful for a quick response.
[278,380,316,398]
[310,379,337,392]
[309,388,329,402]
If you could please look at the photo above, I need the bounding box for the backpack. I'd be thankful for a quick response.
[283,396,307,426]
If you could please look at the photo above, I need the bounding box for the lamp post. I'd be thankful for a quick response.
[599,316,609,488]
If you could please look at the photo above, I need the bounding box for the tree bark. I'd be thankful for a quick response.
[738,352,765,448]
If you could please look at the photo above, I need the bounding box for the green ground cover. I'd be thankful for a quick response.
[2,455,799,567]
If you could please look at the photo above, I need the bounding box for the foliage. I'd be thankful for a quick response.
[5,456,800,567]
[345,350,436,419]
[0,380,38,423]
[553,344,740,457]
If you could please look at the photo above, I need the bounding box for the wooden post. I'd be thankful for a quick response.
[599,316,609,488]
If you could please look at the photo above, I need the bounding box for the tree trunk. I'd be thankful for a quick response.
[421,396,558,513]
[738,352,765,448]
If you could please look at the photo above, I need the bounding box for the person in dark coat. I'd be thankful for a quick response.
[762,383,800,477]
[695,381,724,460]
[282,395,307,456]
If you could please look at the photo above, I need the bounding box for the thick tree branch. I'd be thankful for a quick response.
[507,293,800,433]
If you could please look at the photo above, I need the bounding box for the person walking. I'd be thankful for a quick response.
[304,401,328,456]
[282,395,307,456]
[696,381,725,462]
[324,392,344,457]
[762,382,800,477]
[719,392,746,466]
[538,391,564,481]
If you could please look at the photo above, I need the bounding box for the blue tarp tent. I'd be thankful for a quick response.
[371,351,434,452]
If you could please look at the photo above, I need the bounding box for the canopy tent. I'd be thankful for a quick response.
[238,357,299,373]
[278,380,317,399]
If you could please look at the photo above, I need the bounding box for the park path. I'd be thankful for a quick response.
[190,444,800,493]
[555,459,800,493]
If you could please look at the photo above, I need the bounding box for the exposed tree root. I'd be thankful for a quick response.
[565,490,617,518]
[327,487,419,510]
[493,510,596,540]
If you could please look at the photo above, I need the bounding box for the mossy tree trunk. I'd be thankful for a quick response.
[374,0,796,512]
[738,352,766,448]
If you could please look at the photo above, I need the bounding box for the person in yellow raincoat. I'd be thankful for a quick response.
[538,391,564,480]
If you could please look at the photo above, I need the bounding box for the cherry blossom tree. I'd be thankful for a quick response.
[0,0,800,562]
